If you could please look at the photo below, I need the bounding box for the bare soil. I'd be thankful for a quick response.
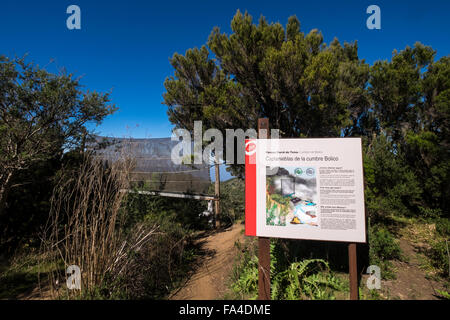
[17,285,52,300]
[377,239,445,300]
[169,223,245,300]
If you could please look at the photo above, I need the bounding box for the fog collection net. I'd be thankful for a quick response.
[92,136,211,195]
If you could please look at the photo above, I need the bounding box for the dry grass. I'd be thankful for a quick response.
[39,152,159,299]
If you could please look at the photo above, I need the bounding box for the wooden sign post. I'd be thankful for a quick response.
[214,152,221,229]
[258,118,271,300]
[348,243,359,300]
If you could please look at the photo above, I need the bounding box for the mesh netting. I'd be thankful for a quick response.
[91,136,211,195]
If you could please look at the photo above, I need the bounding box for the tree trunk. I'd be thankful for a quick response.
[0,171,13,217]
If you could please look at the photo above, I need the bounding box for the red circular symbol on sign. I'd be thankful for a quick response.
[245,141,257,155]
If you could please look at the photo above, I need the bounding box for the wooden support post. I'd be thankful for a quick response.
[258,237,271,300]
[258,118,271,300]
[214,152,220,229]
[348,243,359,300]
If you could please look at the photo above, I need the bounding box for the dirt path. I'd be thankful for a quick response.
[170,223,245,300]
[16,286,52,300]
[378,239,445,300]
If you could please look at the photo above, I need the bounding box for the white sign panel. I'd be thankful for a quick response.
[245,138,366,243]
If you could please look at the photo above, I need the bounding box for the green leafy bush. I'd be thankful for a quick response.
[218,178,244,225]
[369,224,402,279]
[427,240,449,278]
[369,227,401,261]
[120,194,203,299]
[271,259,344,300]
[229,239,344,300]
[435,218,450,237]
[363,135,422,222]
[436,289,450,299]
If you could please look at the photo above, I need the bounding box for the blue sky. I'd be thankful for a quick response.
[1,0,449,141]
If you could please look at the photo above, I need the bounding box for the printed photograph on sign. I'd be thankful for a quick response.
[266,166,318,227]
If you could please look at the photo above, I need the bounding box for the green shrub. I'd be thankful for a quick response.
[427,240,449,278]
[436,289,450,299]
[118,207,199,299]
[211,178,244,226]
[435,218,450,237]
[231,255,259,299]
[271,259,344,300]
[363,135,422,222]
[369,227,401,261]
[369,224,402,280]
[229,239,344,300]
